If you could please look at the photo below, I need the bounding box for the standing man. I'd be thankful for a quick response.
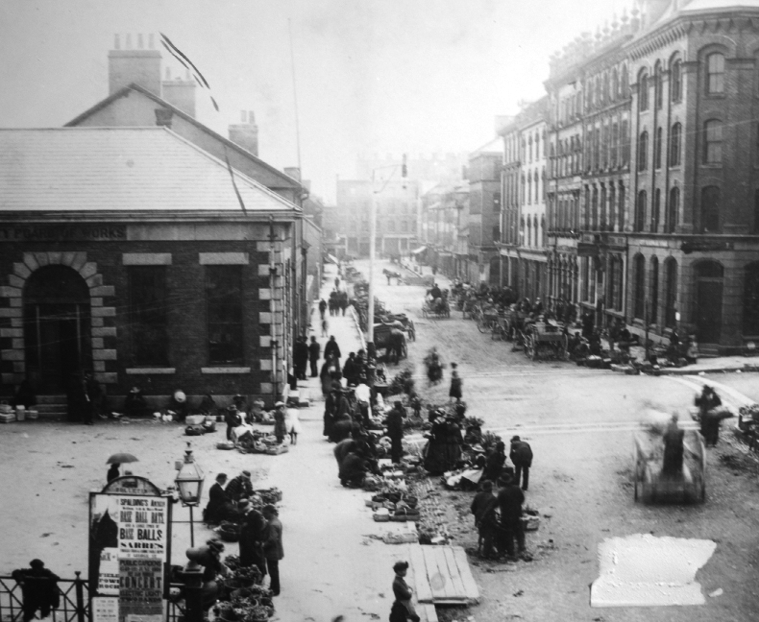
[308,336,321,378]
[239,503,267,578]
[294,337,309,381]
[262,505,284,596]
[509,435,533,491]
[471,480,497,559]
[12,560,60,622]
[273,401,287,445]
[318,298,327,320]
[494,473,527,561]
[385,401,405,463]
[324,336,342,365]
[389,561,420,622]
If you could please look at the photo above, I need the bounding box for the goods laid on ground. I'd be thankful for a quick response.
[213,557,275,621]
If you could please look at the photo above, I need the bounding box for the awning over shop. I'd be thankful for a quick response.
[410,246,427,255]
[326,253,340,264]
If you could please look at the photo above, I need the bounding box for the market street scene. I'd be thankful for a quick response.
[2,1,759,622]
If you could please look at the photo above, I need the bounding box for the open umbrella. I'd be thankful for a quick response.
[106,453,139,465]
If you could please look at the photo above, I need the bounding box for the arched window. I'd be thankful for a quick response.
[604,72,610,104]
[650,256,659,323]
[664,258,678,327]
[654,62,663,109]
[527,217,532,247]
[612,255,624,310]
[534,170,540,203]
[704,119,723,164]
[706,52,725,94]
[528,136,533,162]
[540,215,546,246]
[639,70,649,111]
[600,184,608,230]
[618,183,626,231]
[701,185,721,233]
[744,262,759,335]
[633,254,646,319]
[535,133,540,160]
[667,186,679,233]
[527,176,532,205]
[654,126,663,169]
[635,190,647,232]
[611,68,619,100]
[638,130,648,170]
[671,59,683,102]
[669,122,682,166]
[587,80,594,111]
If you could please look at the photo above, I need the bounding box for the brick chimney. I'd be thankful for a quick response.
[228,110,259,156]
[108,33,161,96]
[162,67,196,117]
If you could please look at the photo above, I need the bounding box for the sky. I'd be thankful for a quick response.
[0,0,633,202]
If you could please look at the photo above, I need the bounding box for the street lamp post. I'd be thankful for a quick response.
[368,179,377,344]
[174,442,206,547]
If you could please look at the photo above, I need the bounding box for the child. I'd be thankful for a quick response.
[286,407,302,445]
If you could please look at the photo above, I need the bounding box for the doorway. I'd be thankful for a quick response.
[23,265,91,393]
[694,261,723,344]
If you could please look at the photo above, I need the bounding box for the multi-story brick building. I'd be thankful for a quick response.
[466,142,502,284]
[419,182,469,277]
[539,0,759,352]
[335,179,419,258]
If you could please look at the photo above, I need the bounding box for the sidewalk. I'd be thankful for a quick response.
[257,263,416,622]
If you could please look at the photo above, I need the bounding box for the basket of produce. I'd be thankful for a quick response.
[217,521,241,543]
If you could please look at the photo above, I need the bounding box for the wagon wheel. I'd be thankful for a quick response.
[477,315,489,334]
[560,333,569,361]
[530,336,540,361]
[524,334,534,358]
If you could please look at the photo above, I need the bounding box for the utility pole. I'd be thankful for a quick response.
[368,176,377,344]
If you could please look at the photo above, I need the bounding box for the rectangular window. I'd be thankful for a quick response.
[205,265,243,365]
[669,123,682,167]
[707,53,725,94]
[129,266,169,366]
[621,120,630,165]
[705,120,723,164]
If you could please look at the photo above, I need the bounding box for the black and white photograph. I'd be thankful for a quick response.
[1,1,759,621]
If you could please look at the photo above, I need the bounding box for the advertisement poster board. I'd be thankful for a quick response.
[89,478,172,622]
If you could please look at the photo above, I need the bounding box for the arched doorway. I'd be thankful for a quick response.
[694,261,723,344]
[23,265,91,392]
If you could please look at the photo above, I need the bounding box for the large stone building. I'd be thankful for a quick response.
[0,128,301,410]
[510,0,759,353]
[335,179,419,258]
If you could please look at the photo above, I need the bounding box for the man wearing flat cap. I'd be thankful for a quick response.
[490,472,526,560]
[389,560,419,622]
[225,470,253,502]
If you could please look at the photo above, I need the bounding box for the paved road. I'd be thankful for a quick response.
[360,259,759,622]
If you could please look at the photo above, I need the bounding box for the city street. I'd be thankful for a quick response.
[361,258,759,622]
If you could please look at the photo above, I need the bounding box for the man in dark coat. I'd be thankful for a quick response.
[238,504,267,577]
[471,480,497,558]
[342,352,358,385]
[293,337,309,381]
[493,473,526,560]
[318,298,327,319]
[204,473,231,524]
[509,435,533,491]
[662,415,685,476]
[12,560,60,622]
[483,441,507,483]
[262,505,284,596]
[308,336,321,378]
[225,470,253,502]
[696,385,723,446]
[385,401,405,463]
[324,336,341,364]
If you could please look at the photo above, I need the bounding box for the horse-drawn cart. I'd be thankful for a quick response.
[422,298,451,319]
[523,321,568,360]
[633,428,706,504]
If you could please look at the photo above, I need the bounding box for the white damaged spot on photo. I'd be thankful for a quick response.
[590,534,717,607]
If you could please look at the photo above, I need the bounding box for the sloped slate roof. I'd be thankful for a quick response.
[0,127,298,213]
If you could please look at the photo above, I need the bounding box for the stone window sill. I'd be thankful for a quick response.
[201,367,251,374]
[126,368,176,374]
